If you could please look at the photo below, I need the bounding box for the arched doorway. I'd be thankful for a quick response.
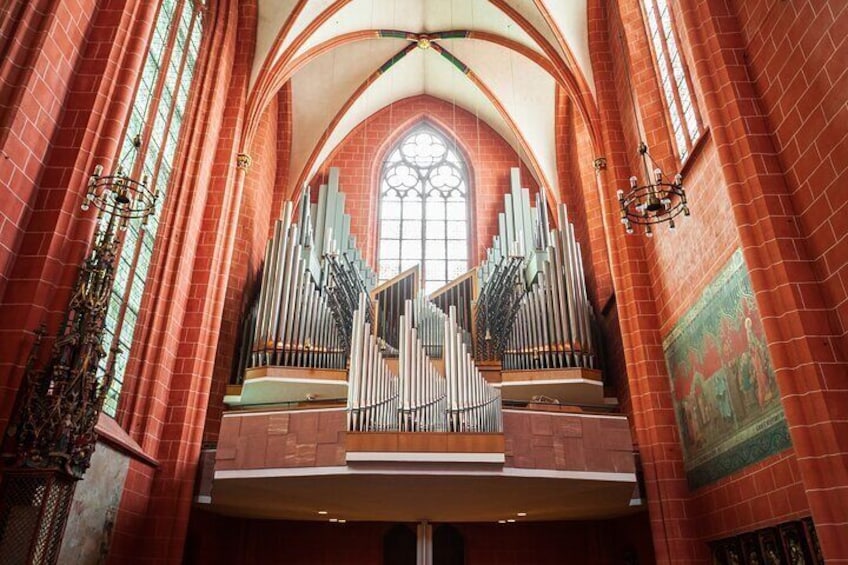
[433,524,465,565]
[383,524,417,565]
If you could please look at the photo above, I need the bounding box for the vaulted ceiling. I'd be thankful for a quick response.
[246,1,599,202]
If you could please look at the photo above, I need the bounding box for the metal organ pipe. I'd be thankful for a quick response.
[347,293,398,432]
[503,204,596,371]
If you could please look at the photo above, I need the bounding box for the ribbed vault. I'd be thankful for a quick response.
[247,0,601,205]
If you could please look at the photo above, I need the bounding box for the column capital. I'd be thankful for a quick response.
[236,153,252,170]
[593,157,607,171]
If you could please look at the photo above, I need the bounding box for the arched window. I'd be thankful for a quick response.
[641,0,702,161]
[100,0,205,417]
[378,124,469,294]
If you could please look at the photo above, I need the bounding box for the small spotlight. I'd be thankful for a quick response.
[507,519,516,523]
[318,510,328,515]
[329,518,338,523]
[498,520,506,524]
[338,519,347,524]
[517,512,527,517]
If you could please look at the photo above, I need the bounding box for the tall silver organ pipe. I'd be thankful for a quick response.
[398,298,447,432]
[445,306,502,433]
[475,168,545,361]
[503,204,596,370]
[315,169,377,352]
[234,167,378,380]
[347,293,398,432]
[474,167,595,370]
[247,207,346,370]
[346,293,502,433]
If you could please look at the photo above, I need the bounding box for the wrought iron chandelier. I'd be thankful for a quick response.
[4,136,156,479]
[617,141,689,237]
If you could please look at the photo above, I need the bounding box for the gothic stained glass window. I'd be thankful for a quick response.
[99,0,205,417]
[642,0,703,161]
[378,125,470,295]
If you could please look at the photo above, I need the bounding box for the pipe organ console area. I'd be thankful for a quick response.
[210,167,637,526]
[229,167,600,423]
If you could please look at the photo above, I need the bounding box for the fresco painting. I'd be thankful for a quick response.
[663,250,791,488]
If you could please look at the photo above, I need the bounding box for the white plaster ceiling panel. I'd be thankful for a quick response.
[496,0,569,64]
[301,48,539,193]
[273,0,336,65]
[420,51,536,182]
[536,0,594,93]
[300,46,427,193]
[252,0,300,86]
[289,38,409,194]
[294,0,424,60]
[421,0,540,53]
[293,0,543,64]
[440,39,557,192]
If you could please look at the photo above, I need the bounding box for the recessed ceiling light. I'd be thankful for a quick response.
[517,512,527,517]
[498,520,506,524]
[318,511,328,515]
[338,519,347,524]
[329,518,338,523]
[507,519,516,523]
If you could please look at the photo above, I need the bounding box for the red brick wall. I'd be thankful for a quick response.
[185,511,655,565]
[204,96,280,446]
[0,0,150,431]
[308,94,540,268]
[591,0,846,560]
[108,0,256,562]
[555,89,613,310]
[730,0,848,347]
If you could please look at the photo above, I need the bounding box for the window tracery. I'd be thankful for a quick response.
[378,125,469,294]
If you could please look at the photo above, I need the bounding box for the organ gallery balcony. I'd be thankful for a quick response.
[204,403,637,523]
[198,168,640,524]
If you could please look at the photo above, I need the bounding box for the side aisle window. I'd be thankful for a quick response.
[100,0,205,417]
[642,0,703,161]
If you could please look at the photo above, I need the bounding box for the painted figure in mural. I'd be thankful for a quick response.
[745,317,774,408]
[713,371,734,424]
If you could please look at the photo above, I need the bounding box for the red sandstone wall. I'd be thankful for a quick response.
[216,410,346,470]
[307,94,540,268]
[592,0,830,559]
[730,0,848,347]
[503,410,634,474]
[204,97,280,445]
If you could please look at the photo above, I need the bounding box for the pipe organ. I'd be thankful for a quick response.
[502,206,596,370]
[233,166,597,431]
[347,292,502,433]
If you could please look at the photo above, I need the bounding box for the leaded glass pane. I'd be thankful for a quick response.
[100,0,204,417]
[378,125,469,290]
[643,0,701,161]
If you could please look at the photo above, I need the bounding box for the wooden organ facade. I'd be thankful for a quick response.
[204,168,637,529]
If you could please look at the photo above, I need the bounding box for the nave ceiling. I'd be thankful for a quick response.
[246,0,601,203]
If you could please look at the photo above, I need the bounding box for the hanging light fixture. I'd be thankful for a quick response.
[617,141,689,237]
[83,134,158,226]
[614,30,691,237]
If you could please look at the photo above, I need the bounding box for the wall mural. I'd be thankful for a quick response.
[663,249,791,488]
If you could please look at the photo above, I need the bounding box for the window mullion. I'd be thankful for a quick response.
[149,6,198,183]
[131,0,186,182]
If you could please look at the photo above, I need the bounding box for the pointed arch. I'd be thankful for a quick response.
[376,119,472,293]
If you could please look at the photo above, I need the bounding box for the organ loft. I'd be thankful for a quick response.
[0,1,845,564]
